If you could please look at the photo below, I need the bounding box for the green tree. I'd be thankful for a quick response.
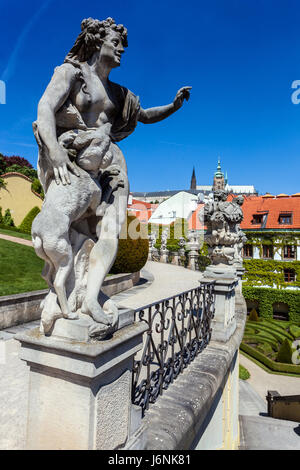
[5,165,38,181]
[277,338,293,364]
[3,209,15,227]
[249,308,259,322]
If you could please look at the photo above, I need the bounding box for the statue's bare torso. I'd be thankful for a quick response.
[70,66,120,128]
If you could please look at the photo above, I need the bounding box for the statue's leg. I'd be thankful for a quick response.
[33,212,77,321]
[82,181,128,326]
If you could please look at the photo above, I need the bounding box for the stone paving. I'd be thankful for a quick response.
[239,357,300,449]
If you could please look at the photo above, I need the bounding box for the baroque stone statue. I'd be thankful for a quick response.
[32,17,191,338]
[204,190,245,266]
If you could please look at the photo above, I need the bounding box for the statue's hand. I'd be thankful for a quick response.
[173,86,192,111]
[51,146,80,185]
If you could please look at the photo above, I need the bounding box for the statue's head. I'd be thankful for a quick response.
[234,195,244,206]
[65,17,128,67]
[213,189,227,202]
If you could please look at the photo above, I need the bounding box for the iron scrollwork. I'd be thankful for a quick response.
[132,281,215,414]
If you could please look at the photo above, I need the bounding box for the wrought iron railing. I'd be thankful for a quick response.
[132,281,215,414]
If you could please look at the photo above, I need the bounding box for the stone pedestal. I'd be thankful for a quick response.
[16,311,147,450]
[171,252,179,265]
[235,266,245,294]
[160,248,169,263]
[188,250,199,270]
[149,247,158,261]
[203,265,238,342]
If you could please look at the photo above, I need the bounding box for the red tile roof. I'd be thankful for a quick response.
[240,194,300,230]
[127,199,158,223]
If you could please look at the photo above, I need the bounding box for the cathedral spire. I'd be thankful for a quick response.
[190,166,196,190]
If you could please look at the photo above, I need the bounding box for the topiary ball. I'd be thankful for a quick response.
[110,214,149,274]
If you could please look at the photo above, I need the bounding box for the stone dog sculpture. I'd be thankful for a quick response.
[32,17,191,338]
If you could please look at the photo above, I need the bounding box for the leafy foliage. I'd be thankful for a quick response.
[276,338,293,364]
[239,365,250,380]
[31,178,44,199]
[111,214,149,274]
[240,342,300,375]
[18,206,40,234]
[243,259,300,289]
[289,324,300,339]
[5,165,38,180]
[243,286,300,322]
[3,209,14,227]
[248,308,259,322]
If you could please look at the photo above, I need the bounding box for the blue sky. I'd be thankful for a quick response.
[1,0,300,195]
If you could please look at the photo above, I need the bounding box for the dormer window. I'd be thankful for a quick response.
[279,213,292,224]
[252,214,263,224]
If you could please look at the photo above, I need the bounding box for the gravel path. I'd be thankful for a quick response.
[0,233,33,247]
[240,353,300,399]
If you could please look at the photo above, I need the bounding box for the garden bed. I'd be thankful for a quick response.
[241,317,300,375]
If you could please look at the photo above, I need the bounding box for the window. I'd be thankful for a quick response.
[243,245,253,258]
[252,214,263,224]
[279,213,292,224]
[262,245,273,259]
[283,245,296,259]
[284,269,295,283]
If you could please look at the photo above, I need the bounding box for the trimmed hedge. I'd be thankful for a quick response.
[277,338,293,364]
[239,365,250,380]
[243,286,300,322]
[240,342,300,374]
[18,206,40,234]
[111,214,149,274]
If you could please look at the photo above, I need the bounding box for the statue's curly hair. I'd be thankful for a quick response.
[65,17,128,64]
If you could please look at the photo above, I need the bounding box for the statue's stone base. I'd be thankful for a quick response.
[203,265,238,342]
[16,317,147,450]
[50,308,134,342]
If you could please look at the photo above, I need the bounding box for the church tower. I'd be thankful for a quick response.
[190,166,196,190]
[213,158,225,191]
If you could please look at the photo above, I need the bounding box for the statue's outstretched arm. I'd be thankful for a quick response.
[138,86,191,124]
[37,64,80,185]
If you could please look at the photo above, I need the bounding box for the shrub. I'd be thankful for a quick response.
[31,178,44,199]
[249,308,259,322]
[111,214,149,274]
[277,338,293,364]
[239,365,250,380]
[3,209,14,227]
[240,342,300,375]
[290,324,300,339]
[18,206,40,234]
[0,207,3,225]
[5,165,37,181]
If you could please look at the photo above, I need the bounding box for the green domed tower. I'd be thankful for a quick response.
[213,158,225,191]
